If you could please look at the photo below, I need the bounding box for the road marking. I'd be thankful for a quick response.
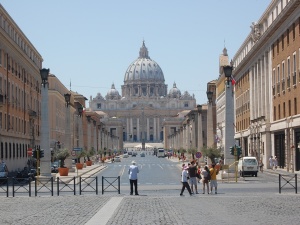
[85,197,123,225]
[159,165,163,169]
[119,165,125,177]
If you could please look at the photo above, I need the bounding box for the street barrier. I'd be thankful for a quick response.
[0,178,9,197]
[57,177,76,196]
[13,177,32,197]
[279,174,297,194]
[102,176,120,195]
[79,176,98,195]
[35,177,54,196]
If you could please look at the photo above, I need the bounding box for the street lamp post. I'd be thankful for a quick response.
[39,68,51,177]
[64,93,74,171]
[197,104,203,164]
[223,65,236,165]
[77,104,84,155]
[206,91,214,149]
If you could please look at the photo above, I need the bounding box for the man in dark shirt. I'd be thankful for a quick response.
[188,160,199,194]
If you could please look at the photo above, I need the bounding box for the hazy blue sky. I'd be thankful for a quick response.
[1,0,270,105]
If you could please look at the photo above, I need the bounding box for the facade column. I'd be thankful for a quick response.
[147,118,150,141]
[197,109,203,152]
[153,117,157,141]
[130,118,133,141]
[207,101,214,148]
[126,117,130,141]
[137,118,140,141]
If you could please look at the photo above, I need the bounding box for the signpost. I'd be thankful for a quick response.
[27,148,32,157]
[195,152,202,159]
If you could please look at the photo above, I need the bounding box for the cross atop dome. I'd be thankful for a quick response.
[139,40,150,59]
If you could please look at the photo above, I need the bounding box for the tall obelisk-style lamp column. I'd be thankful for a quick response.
[223,65,235,165]
[197,104,203,164]
[39,68,51,177]
[64,93,74,171]
[206,91,214,148]
[77,104,84,153]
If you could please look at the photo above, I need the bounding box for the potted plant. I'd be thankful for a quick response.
[76,151,86,170]
[85,148,95,166]
[55,148,70,176]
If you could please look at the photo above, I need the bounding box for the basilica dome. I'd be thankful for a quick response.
[106,83,120,100]
[124,41,165,83]
[169,82,181,98]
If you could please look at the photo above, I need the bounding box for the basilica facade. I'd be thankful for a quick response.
[88,41,196,143]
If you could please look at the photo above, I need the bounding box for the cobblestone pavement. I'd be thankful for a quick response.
[0,185,299,225]
[1,161,299,225]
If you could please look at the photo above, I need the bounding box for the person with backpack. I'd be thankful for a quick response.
[210,164,218,194]
[201,165,210,194]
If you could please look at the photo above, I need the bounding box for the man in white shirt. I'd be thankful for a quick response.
[180,166,193,196]
[128,160,139,195]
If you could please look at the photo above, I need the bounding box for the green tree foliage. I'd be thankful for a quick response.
[201,146,222,164]
[187,148,198,159]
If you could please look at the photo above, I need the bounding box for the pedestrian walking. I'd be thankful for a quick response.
[128,160,139,195]
[269,156,273,170]
[180,166,193,196]
[201,165,210,194]
[188,160,199,194]
[273,156,278,170]
[259,160,264,172]
[209,164,218,194]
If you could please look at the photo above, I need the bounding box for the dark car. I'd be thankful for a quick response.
[132,152,137,157]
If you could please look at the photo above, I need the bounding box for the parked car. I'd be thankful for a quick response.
[238,156,258,177]
[132,152,137,157]
[114,156,121,162]
[140,152,145,157]
[128,152,133,155]
[123,153,129,158]
[0,162,8,178]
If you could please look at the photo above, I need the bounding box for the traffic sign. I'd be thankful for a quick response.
[71,151,76,156]
[27,148,32,157]
[73,147,82,151]
[195,152,202,158]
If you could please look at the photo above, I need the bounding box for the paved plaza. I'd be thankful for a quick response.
[1,161,299,225]
[0,188,299,225]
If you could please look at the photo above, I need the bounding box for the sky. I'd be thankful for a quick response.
[1,0,271,105]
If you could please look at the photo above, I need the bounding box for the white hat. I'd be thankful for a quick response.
[131,161,136,164]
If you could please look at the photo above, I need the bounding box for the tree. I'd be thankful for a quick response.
[187,147,198,160]
[55,148,70,168]
[201,146,222,164]
[179,147,186,154]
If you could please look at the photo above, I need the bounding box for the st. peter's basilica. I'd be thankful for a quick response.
[88,41,196,143]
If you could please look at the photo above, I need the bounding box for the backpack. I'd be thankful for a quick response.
[206,171,211,181]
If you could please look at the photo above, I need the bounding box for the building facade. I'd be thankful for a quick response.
[89,41,196,144]
[0,4,43,171]
[231,0,300,171]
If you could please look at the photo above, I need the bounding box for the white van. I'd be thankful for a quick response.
[238,156,258,177]
[157,148,165,158]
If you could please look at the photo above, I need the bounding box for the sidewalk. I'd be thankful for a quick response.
[54,163,107,183]
[263,167,300,176]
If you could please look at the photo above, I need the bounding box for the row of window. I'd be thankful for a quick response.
[274,98,298,121]
[0,10,42,67]
[0,112,38,134]
[0,142,30,159]
[272,49,300,93]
